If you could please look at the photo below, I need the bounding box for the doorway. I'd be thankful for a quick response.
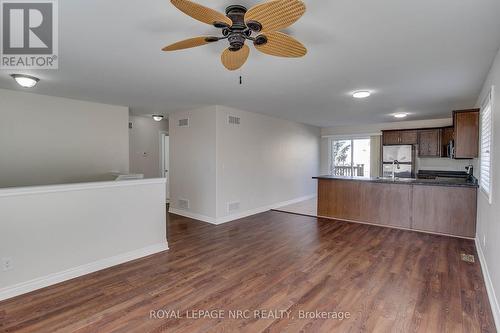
[160,132,169,203]
[329,137,371,177]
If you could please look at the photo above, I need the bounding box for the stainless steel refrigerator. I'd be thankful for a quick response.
[382,145,414,178]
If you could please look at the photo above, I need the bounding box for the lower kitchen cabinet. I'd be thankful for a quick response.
[318,179,411,228]
[317,178,477,238]
[411,185,477,238]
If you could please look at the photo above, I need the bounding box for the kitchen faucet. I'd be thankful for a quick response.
[392,160,400,180]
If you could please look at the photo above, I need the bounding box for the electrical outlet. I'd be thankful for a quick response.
[2,257,13,271]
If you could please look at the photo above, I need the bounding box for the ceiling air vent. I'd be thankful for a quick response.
[178,118,189,127]
[228,115,241,125]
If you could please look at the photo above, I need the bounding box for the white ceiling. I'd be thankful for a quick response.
[1,0,500,127]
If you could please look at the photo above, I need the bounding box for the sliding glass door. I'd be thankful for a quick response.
[330,138,371,177]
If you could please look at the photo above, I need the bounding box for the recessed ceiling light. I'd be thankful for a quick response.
[352,91,371,99]
[10,74,40,88]
[394,113,408,119]
[152,115,164,122]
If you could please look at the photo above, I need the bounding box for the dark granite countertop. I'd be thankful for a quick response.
[313,175,479,188]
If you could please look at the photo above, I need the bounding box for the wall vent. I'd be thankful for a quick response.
[178,199,189,210]
[227,201,240,213]
[227,115,241,125]
[178,118,189,127]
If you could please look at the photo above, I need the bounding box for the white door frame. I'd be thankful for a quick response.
[159,131,169,202]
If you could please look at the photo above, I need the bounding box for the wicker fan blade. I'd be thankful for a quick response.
[245,0,305,32]
[254,31,306,57]
[162,36,217,51]
[171,0,232,27]
[221,45,250,71]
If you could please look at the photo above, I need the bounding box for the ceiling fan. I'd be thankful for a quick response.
[162,0,307,71]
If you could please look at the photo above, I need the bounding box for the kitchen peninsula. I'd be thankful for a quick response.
[314,175,478,238]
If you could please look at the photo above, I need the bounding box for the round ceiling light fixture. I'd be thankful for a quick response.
[393,113,408,119]
[152,115,164,122]
[10,74,40,88]
[352,90,371,99]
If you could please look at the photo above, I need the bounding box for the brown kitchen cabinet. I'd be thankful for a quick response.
[454,109,479,158]
[441,126,454,157]
[418,129,441,157]
[400,130,418,144]
[382,109,479,159]
[316,177,478,238]
[411,185,477,238]
[382,130,418,145]
[317,179,412,229]
[383,130,402,145]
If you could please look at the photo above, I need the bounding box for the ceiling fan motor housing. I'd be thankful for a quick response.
[228,34,245,51]
[225,5,247,30]
[223,5,266,51]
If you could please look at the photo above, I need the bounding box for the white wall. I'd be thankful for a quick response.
[0,89,129,188]
[169,106,217,219]
[129,115,169,178]
[319,138,330,175]
[215,106,320,220]
[0,179,167,300]
[168,105,320,223]
[475,46,500,327]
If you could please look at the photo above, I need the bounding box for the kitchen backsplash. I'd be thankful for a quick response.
[416,157,477,173]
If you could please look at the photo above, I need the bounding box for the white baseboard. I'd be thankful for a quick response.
[169,194,316,225]
[475,238,500,330]
[169,208,217,224]
[272,194,316,209]
[0,242,169,302]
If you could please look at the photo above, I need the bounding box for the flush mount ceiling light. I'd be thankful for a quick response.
[152,115,164,122]
[352,90,371,99]
[10,74,40,88]
[393,113,408,119]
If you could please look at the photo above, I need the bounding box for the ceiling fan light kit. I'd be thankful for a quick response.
[163,0,307,71]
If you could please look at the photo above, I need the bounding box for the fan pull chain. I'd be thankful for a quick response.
[239,68,244,85]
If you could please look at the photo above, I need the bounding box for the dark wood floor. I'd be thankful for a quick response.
[0,211,495,332]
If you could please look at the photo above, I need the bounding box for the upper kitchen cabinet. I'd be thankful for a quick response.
[453,109,479,159]
[400,130,418,144]
[382,109,479,159]
[382,130,418,145]
[418,129,441,157]
[441,127,454,157]
[383,130,401,145]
